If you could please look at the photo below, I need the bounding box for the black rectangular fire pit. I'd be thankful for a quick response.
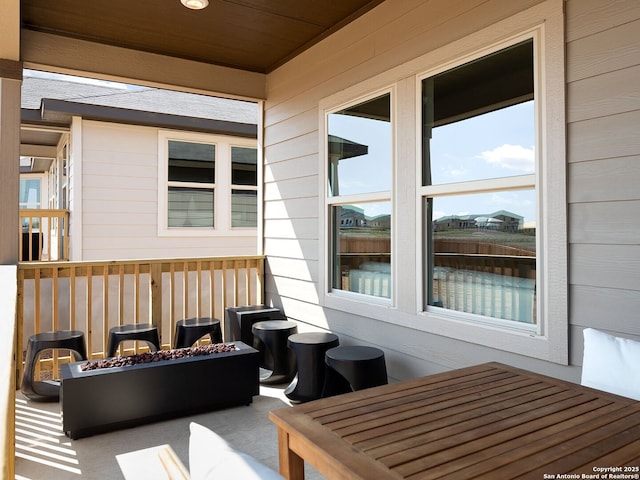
[60,342,259,439]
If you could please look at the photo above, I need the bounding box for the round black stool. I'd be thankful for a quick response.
[322,345,388,398]
[251,320,298,385]
[107,324,160,357]
[224,305,285,344]
[21,330,87,401]
[174,317,222,349]
[285,332,340,403]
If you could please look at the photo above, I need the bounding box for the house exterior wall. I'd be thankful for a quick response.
[263,0,640,382]
[565,0,640,361]
[75,120,258,260]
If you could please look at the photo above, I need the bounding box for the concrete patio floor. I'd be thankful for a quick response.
[15,384,326,480]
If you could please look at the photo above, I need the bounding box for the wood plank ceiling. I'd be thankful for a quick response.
[20,0,385,74]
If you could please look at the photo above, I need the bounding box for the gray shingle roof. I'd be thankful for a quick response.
[21,75,258,125]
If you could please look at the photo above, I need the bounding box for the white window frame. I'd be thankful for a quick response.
[158,130,257,237]
[320,87,397,310]
[230,144,259,229]
[317,0,566,363]
[413,15,566,363]
[419,34,538,332]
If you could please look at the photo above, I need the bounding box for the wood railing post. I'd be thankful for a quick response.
[150,263,163,341]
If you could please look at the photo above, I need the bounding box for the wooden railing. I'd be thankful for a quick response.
[16,255,265,385]
[19,209,70,262]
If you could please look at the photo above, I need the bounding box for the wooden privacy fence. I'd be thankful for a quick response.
[16,255,265,384]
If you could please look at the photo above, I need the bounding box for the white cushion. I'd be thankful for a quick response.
[581,328,640,400]
[189,422,283,480]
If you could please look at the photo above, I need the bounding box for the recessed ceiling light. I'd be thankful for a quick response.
[181,0,209,10]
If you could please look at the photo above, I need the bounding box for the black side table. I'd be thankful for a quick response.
[174,317,222,349]
[251,320,298,385]
[21,330,87,401]
[224,305,285,344]
[322,345,388,398]
[285,332,340,403]
[107,324,161,357]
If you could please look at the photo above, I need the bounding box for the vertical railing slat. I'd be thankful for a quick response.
[220,260,227,320]
[150,263,162,343]
[17,256,264,370]
[16,268,25,386]
[103,265,109,357]
[170,263,176,348]
[86,265,93,358]
[209,261,217,327]
[183,261,189,320]
[52,267,60,377]
[196,261,202,319]
[70,267,76,331]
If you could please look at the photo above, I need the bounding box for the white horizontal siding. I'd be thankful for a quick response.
[264,197,318,221]
[568,64,640,123]
[568,156,640,203]
[571,244,640,291]
[263,218,318,240]
[566,0,640,355]
[568,110,640,163]
[569,201,640,245]
[567,17,640,83]
[78,120,258,260]
[264,176,318,202]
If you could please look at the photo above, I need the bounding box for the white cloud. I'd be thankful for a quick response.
[480,144,535,172]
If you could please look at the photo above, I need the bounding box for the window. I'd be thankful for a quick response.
[19,176,42,210]
[421,39,538,328]
[167,140,216,228]
[158,131,258,236]
[19,174,43,230]
[231,146,258,228]
[326,93,393,300]
[319,3,566,362]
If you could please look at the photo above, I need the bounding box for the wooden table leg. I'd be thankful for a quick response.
[277,427,305,480]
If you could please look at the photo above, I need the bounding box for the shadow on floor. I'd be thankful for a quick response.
[15,385,326,480]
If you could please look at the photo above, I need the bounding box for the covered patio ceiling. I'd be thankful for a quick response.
[20,0,385,74]
[18,0,387,170]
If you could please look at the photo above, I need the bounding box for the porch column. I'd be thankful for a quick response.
[0,0,21,265]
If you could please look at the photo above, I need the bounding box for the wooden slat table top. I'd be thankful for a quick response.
[269,362,640,480]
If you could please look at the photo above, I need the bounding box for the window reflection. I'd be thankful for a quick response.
[332,203,391,299]
[423,39,535,186]
[426,191,536,323]
[168,187,214,228]
[328,94,391,196]
[168,141,215,183]
[421,38,537,325]
[231,146,258,227]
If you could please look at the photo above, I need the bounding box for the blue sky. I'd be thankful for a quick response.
[329,100,536,223]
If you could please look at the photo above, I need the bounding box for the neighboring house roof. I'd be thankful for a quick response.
[434,210,524,223]
[21,76,259,142]
[20,75,259,170]
[21,76,258,125]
